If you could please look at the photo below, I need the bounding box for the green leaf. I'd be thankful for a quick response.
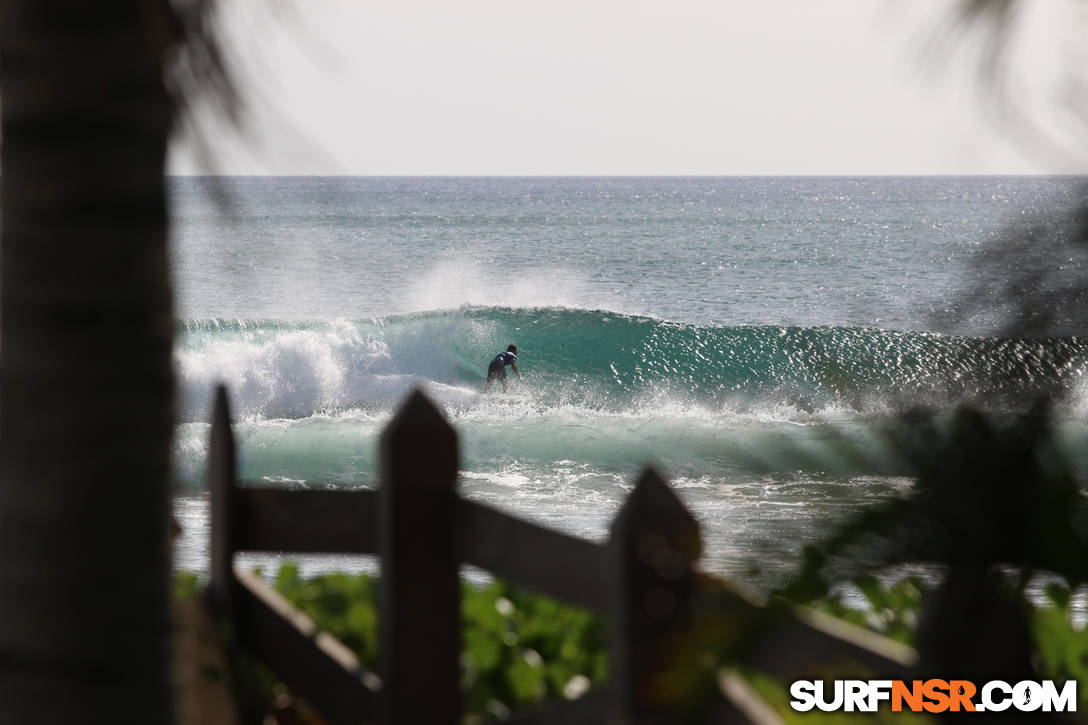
[1045,582,1072,609]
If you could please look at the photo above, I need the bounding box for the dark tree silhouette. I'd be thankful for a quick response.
[0,1,230,721]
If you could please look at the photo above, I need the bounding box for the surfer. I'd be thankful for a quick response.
[482,344,521,393]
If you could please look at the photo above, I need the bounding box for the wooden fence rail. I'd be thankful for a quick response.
[204,385,914,725]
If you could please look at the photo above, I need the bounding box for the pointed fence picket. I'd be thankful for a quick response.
[204,385,914,725]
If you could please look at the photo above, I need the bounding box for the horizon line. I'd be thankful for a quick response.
[163,172,1088,178]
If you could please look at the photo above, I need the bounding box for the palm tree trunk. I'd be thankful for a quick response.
[0,2,175,722]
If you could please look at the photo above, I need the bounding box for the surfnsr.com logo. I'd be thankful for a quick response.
[789,680,1078,713]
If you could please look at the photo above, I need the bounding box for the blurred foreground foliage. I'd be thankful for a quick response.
[770,402,1088,716]
[175,565,607,723]
[795,574,1088,715]
[175,563,1088,722]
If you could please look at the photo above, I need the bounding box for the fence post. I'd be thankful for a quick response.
[207,384,239,622]
[609,467,702,725]
[379,389,461,724]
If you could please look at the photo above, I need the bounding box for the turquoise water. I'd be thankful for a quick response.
[169,177,1088,584]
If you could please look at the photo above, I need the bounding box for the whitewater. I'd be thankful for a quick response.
[169,176,1088,586]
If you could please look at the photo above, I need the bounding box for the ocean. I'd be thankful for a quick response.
[169,176,1088,588]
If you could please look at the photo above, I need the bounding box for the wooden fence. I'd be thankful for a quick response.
[204,385,916,725]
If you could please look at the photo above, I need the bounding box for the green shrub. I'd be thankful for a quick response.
[173,565,1086,719]
[203,565,608,721]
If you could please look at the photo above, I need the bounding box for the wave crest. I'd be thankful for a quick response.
[175,307,1088,423]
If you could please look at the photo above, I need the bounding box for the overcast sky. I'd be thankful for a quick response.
[168,0,1088,175]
